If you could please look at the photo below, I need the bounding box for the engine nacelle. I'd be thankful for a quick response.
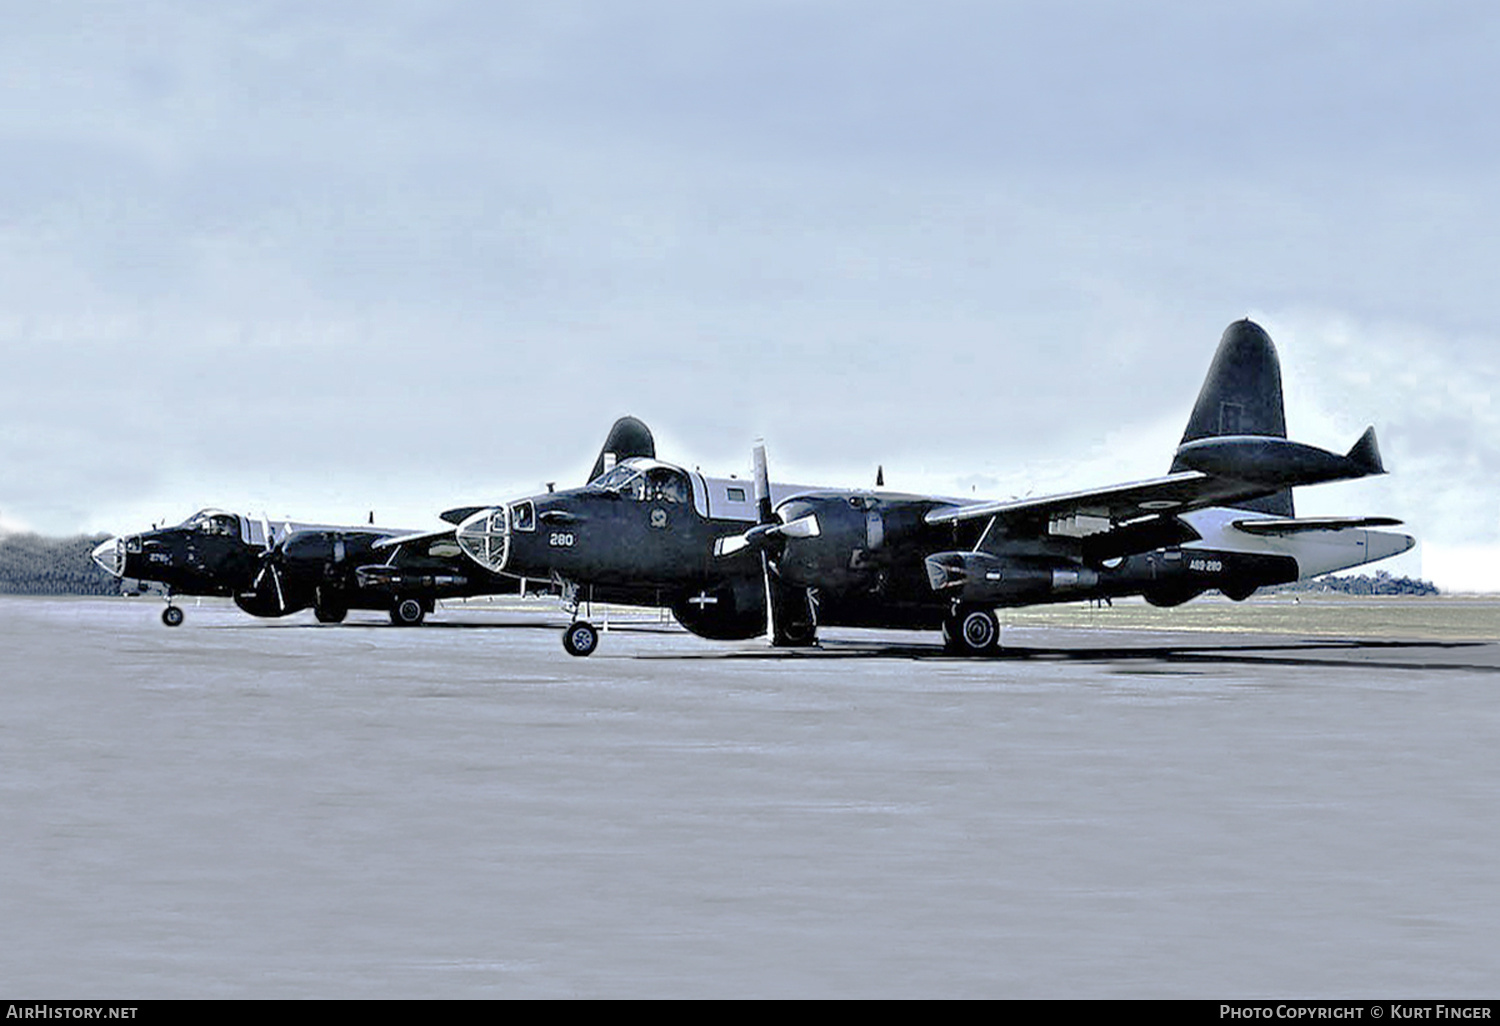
[924,551,1099,606]
[670,576,767,640]
[279,530,385,582]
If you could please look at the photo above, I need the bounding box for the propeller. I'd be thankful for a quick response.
[713,441,818,645]
[253,514,287,614]
[713,443,820,558]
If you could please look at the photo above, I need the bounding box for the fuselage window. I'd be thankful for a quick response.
[726,487,746,503]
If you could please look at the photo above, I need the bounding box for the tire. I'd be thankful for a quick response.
[944,606,999,655]
[161,606,185,628]
[563,620,600,657]
[390,597,426,626]
[315,604,347,624]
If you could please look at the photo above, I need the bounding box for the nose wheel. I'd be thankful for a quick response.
[161,605,185,628]
[563,620,600,657]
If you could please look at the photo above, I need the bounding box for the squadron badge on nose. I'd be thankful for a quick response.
[650,508,668,529]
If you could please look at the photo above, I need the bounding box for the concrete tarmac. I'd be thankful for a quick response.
[3,595,1498,997]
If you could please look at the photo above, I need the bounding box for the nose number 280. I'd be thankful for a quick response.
[549,532,575,547]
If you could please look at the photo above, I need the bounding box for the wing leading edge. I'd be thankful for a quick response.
[925,427,1387,533]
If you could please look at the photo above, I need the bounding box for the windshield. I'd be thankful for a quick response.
[591,465,646,500]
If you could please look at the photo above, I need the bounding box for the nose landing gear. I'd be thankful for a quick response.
[161,604,184,628]
[563,619,600,657]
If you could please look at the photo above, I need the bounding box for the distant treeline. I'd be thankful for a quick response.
[0,533,120,595]
[1276,570,1440,596]
[0,530,1446,600]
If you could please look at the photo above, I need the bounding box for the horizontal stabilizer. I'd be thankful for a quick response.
[1172,428,1388,488]
[1231,515,1404,536]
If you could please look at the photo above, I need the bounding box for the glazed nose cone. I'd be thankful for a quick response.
[92,536,125,577]
[455,507,510,572]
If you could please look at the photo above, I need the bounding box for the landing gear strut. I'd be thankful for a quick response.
[315,586,348,624]
[942,605,1000,656]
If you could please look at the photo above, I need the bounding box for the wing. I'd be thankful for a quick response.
[370,527,457,552]
[926,429,1388,533]
[923,470,1256,528]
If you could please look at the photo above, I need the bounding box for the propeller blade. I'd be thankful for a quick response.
[270,563,286,614]
[713,521,781,559]
[714,535,751,558]
[753,442,773,525]
[261,513,276,551]
[778,513,820,539]
[761,552,777,644]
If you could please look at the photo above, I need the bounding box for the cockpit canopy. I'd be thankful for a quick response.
[589,458,691,504]
[179,509,243,538]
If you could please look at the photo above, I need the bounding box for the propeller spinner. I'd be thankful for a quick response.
[713,443,821,558]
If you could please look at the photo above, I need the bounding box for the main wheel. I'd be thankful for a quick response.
[563,620,600,657]
[390,597,426,626]
[943,607,1000,655]
[315,604,348,624]
[161,605,185,628]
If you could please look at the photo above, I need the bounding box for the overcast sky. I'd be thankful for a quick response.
[3,1,1497,589]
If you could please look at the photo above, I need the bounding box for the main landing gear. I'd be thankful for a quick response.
[942,605,1001,656]
[389,596,427,627]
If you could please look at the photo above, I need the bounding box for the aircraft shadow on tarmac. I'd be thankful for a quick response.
[641,636,1498,674]
[218,618,1497,673]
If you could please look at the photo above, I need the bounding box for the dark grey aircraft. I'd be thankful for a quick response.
[455,321,1413,656]
[90,508,521,627]
[93,417,657,626]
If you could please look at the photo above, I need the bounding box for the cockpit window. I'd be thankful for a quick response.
[185,512,240,536]
[646,467,689,504]
[510,500,535,532]
[593,465,646,500]
[592,465,636,490]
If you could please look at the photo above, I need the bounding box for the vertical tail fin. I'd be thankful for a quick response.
[588,416,656,483]
[1170,320,1294,517]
